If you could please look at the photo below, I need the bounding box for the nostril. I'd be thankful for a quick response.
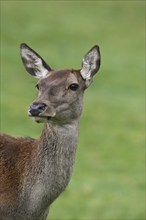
[29,103,47,116]
[37,103,46,111]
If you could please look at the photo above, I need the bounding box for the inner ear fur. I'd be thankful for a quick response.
[80,45,101,87]
[20,43,52,78]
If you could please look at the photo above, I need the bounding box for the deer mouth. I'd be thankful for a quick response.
[28,111,53,123]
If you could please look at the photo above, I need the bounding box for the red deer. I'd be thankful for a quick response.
[0,43,101,220]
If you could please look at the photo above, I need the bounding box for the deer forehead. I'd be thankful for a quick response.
[38,70,80,87]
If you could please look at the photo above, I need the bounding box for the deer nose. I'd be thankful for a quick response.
[29,102,47,116]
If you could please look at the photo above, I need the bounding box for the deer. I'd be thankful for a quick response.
[0,43,101,220]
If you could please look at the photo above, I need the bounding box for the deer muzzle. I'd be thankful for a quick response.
[28,102,56,122]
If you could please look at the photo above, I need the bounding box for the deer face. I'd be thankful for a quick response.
[20,43,100,124]
[29,70,85,124]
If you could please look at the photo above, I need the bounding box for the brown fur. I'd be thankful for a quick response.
[0,134,38,205]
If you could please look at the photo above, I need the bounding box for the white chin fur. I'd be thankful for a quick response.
[34,117,47,123]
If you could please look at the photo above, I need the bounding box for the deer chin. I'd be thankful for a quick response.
[33,116,52,123]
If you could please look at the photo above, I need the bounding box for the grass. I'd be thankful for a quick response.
[0,1,145,219]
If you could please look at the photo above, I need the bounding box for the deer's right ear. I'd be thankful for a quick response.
[20,43,52,78]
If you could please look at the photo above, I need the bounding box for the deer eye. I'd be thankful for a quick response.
[68,83,79,91]
[35,84,39,90]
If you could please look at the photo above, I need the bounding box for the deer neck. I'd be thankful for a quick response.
[40,121,79,165]
[40,120,79,151]
[36,120,79,203]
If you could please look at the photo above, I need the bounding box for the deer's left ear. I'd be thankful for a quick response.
[80,45,101,87]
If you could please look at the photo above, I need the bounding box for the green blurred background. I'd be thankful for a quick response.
[0,1,145,219]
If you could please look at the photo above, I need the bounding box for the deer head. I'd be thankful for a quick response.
[20,43,100,124]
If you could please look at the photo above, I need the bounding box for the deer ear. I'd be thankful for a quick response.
[20,43,52,78]
[80,45,101,87]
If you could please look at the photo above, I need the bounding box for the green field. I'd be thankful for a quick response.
[0,1,145,219]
